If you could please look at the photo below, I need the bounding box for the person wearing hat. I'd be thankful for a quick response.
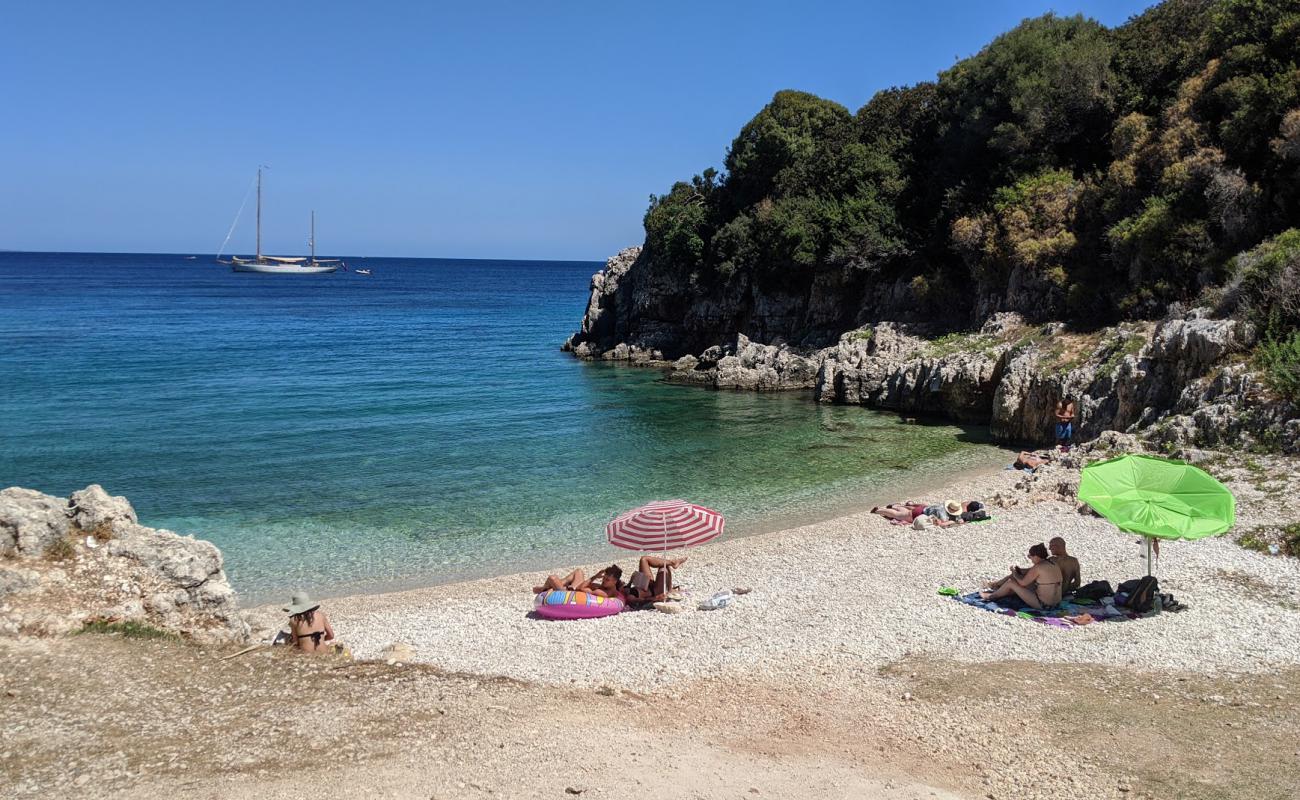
[922,499,965,528]
[284,592,335,653]
[872,499,965,527]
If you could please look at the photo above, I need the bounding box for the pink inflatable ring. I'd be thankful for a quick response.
[534,589,625,620]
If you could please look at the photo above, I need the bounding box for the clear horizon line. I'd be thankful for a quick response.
[0,247,610,264]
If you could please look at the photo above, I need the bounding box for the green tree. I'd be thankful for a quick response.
[933,14,1117,195]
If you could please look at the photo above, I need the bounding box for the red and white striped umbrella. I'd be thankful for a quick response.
[606,499,725,552]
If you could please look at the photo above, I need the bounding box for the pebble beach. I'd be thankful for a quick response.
[326,455,1300,691]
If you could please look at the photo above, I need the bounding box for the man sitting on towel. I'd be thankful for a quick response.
[1048,536,1081,596]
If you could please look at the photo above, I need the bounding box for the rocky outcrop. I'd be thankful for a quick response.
[816,323,1005,422]
[0,485,246,642]
[667,334,820,391]
[562,246,877,360]
[565,246,1297,452]
[815,310,1294,450]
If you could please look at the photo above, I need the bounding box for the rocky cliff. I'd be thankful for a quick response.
[0,485,248,642]
[564,249,1299,453]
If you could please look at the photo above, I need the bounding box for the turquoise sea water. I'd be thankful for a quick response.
[0,252,1002,601]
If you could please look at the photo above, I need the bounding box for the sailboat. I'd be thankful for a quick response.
[217,168,340,274]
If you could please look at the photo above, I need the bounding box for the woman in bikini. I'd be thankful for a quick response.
[284,592,336,654]
[871,502,926,523]
[980,543,1063,609]
[532,564,622,596]
[623,555,686,606]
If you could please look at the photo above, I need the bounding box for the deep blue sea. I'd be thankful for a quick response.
[0,252,1001,601]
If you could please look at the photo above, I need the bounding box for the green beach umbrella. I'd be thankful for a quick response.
[1078,454,1235,575]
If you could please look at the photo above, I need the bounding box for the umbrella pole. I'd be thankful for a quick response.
[1145,536,1153,577]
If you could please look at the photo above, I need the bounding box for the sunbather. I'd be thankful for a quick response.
[532,564,621,595]
[1012,451,1051,471]
[871,502,925,522]
[873,500,964,526]
[1048,537,1081,596]
[980,543,1063,609]
[283,592,336,654]
[624,555,686,605]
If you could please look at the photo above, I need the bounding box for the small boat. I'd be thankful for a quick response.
[216,168,339,274]
[184,256,197,260]
[355,269,372,276]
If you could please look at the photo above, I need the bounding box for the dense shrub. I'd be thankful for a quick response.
[1222,228,1300,336]
[1256,332,1300,403]
[639,0,1300,328]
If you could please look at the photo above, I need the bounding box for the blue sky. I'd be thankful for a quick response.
[1,0,1155,260]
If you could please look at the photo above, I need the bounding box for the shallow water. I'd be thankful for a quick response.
[0,252,1002,601]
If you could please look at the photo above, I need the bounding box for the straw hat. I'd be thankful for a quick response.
[945,500,962,516]
[283,592,320,616]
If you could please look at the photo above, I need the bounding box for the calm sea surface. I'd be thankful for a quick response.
[0,252,1002,601]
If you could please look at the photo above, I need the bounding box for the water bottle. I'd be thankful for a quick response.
[1153,593,1163,616]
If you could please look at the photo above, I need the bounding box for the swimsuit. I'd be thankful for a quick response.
[296,630,325,646]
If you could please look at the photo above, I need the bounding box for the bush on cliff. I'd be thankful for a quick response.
[638,0,1300,329]
[1223,228,1300,337]
[1257,333,1300,404]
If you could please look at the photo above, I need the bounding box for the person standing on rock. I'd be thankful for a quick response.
[1054,396,1076,452]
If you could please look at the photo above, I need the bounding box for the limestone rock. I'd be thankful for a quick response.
[68,484,137,536]
[0,485,246,644]
[0,487,71,557]
[108,524,224,590]
[670,334,820,390]
[564,246,1295,453]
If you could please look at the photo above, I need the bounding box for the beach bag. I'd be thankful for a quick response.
[912,514,933,530]
[960,509,990,522]
[1124,576,1159,613]
[1073,580,1113,601]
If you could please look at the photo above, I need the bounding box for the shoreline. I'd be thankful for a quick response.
[242,449,1300,692]
[237,441,1015,607]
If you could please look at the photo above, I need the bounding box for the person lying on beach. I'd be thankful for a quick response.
[623,555,686,605]
[872,500,965,527]
[284,592,336,654]
[871,502,924,522]
[1048,536,1081,596]
[980,543,1063,609]
[532,564,623,596]
[1011,451,1051,471]
[585,565,626,599]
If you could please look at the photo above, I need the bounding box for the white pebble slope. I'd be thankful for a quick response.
[330,466,1300,692]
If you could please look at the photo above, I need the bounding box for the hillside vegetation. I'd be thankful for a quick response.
[640,0,1299,396]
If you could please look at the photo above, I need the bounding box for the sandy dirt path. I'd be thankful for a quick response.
[3,634,1298,800]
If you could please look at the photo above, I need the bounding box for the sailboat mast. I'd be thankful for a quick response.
[310,210,315,261]
[255,167,262,260]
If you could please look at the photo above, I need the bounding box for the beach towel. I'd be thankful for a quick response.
[950,592,1138,628]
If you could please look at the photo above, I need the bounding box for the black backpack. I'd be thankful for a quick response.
[1124,576,1159,613]
[1073,580,1114,601]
